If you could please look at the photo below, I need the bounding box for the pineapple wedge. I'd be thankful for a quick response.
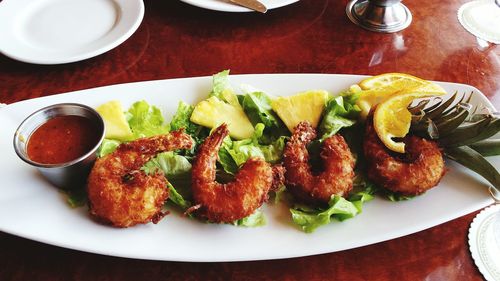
[271,90,329,132]
[96,100,133,141]
[190,96,254,139]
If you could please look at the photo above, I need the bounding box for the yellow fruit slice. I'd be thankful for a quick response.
[190,96,254,140]
[359,73,428,90]
[373,92,442,153]
[356,73,447,118]
[271,90,329,132]
[96,100,133,141]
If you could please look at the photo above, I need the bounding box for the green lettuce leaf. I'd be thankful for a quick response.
[272,185,289,204]
[210,70,231,99]
[208,70,242,109]
[169,101,196,133]
[97,101,172,157]
[290,184,376,233]
[141,152,193,209]
[384,192,416,202]
[97,139,121,157]
[167,183,191,210]
[355,174,415,202]
[233,209,266,227]
[349,175,377,211]
[142,151,192,177]
[169,101,210,157]
[127,100,169,138]
[217,145,240,177]
[291,196,358,233]
[319,92,361,141]
[218,123,286,174]
[303,90,362,166]
[65,188,87,208]
[240,91,289,142]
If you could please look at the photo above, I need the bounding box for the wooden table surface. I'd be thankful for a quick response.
[1,0,499,280]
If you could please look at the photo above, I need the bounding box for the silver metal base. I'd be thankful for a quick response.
[346,0,412,33]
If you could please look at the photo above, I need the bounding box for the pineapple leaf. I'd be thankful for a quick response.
[421,97,444,112]
[468,112,494,122]
[424,92,459,120]
[470,139,500,157]
[444,146,500,190]
[440,92,471,116]
[412,118,440,139]
[440,116,499,147]
[411,109,425,124]
[409,99,432,114]
[433,103,472,136]
[409,98,444,124]
[425,119,440,139]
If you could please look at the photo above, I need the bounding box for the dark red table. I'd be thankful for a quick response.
[1,0,498,280]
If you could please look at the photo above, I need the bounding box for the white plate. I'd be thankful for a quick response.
[0,74,497,262]
[0,0,144,64]
[179,0,299,12]
[468,204,500,281]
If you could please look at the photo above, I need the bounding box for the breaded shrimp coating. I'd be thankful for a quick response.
[191,124,276,223]
[87,130,194,227]
[363,117,445,195]
[283,121,355,206]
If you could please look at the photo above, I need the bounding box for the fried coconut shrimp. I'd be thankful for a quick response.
[191,124,277,223]
[283,121,355,206]
[363,117,445,195]
[87,130,194,228]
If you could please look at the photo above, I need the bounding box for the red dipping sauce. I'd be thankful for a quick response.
[27,115,101,164]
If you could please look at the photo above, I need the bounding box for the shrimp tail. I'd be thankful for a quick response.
[120,129,194,157]
[192,124,228,184]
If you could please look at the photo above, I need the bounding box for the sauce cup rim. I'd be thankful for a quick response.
[13,103,105,169]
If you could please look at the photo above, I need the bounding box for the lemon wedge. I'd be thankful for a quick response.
[373,91,443,153]
[356,73,447,153]
[356,73,447,119]
[359,73,429,90]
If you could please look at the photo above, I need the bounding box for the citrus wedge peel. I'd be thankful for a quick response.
[356,73,447,153]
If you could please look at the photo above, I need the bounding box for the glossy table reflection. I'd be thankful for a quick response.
[0,0,498,280]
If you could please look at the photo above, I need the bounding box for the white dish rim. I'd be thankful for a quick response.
[179,0,300,13]
[0,0,145,64]
[0,73,497,262]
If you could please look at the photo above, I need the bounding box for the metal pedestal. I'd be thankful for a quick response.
[346,0,412,33]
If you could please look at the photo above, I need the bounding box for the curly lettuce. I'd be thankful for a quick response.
[127,100,169,138]
[218,123,286,175]
[169,101,210,157]
[290,183,376,233]
[319,90,361,141]
[240,91,289,142]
